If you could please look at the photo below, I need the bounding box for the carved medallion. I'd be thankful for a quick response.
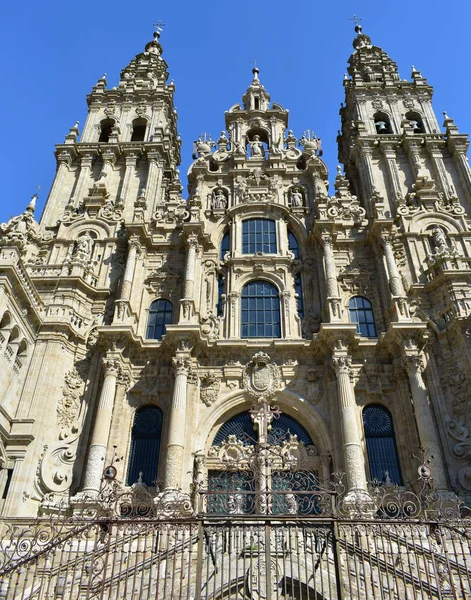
[243,352,281,401]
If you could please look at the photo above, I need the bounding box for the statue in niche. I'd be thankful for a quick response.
[249,134,264,157]
[290,188,304,207]
[211,189,227,210]
[76,231,94,258]
[432,225,448,251]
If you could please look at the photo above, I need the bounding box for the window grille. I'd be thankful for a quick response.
[146,299,173,340]
[363,404,403,485]
[241,281,281,338]
[349,296,377,337]
[126,406,163,486]
[242,219,277,254]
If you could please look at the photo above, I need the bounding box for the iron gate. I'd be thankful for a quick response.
[1,515,471,599]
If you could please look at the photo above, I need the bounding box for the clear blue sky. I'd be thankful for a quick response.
[1,0,469,223]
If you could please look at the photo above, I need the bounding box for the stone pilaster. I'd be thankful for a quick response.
[120,150,140,204]
[164,356,191,490]
[381,233,404,297]
[183,235,199,299]
[120,237,141,301]
[332,354,370,503]
[81,358,120,494]
[321,235,342,321]
[146,152,163,212]
[381,144,402,202]
[71,152,95,207]
[402,353,448,491]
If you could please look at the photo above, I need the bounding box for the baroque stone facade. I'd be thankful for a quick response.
[1,22,471,520]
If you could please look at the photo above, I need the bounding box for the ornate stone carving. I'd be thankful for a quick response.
[305,370,322,405]
[57,368,84,429]
[242,352,281,401]
[199,372,220,406]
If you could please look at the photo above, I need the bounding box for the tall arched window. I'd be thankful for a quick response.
[242,219,277,254]
[220,230,230,260]
[98,118,115,143]
[288,231,300,259]
[294,273,304,319]
[146,299,173,340]
[217,274,225,317]
[127,406,163,486]
[349,296,377,337]
[241,281,281,338]
[131,118,147,142]
[363,404,403,485]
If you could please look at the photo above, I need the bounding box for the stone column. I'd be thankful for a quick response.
[41,151,73,225]
[427,143,455,200]
[358,144,375,198]
[120,238,141,301]
[81,358,120,494]
[452,147,471,200]
[183,235,199,299]
[165,356,191,490]
[381,145,402,202]
[403,354,448,491]
[146,152,163,212]
[321,235,341,321]
[120,150,140,204]
[332,354,370,502]
[71,152,95,207]
[381,234,404,297]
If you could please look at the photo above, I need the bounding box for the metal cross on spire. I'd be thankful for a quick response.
[153,21,166,35]
[350,14,362,28]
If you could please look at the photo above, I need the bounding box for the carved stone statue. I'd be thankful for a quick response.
[290,189,303,207]
[211,189,227,210]
[249,134,264,158]
[432,225,447,251]
[76,231,94,258]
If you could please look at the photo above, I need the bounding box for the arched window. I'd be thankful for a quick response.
[126,406,163,486]
[131,118,147,142]
[374,112,392,134]
[241,281,281,338]
[405,111,425,133]
[220,230,230,261]
[288,231,300,259]
[98,118,115,143]
[349,296,377,337]
[217,274,225,317]
[294,273,304,319]
[146,299,173,340]
[242,219,277,254]
[363,404,403,485]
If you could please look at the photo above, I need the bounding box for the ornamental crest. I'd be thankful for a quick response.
[243,352,281,401]
[199,372,220,407]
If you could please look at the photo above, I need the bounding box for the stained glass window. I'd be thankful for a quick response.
[349,296,377,337]
[146,299,173,340]
[241,281,281,338]
[363,404,403,485]
[126,406,163,486]
[242,219,277,254]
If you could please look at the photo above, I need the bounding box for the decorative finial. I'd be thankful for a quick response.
[350,14,362,33]
[411,65,417,73]
[27,187,40,212]
[74,121,79,129]
[252,59,260,81]
[153,21,165,39]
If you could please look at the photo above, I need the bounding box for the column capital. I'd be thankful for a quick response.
[128,236,142,253]
[102,357,121,377]
[172,356,191,376]
[185,233,200,251]
[402,353,425,375]
[331,354,352,377]
[320,233,334,248]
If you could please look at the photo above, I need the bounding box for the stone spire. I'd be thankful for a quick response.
[242,66,271,112]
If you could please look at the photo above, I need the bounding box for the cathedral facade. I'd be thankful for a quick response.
[0,23,471,599]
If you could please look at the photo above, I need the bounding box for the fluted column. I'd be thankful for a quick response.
[165,356,191,490]
[81,358,120,493]
[120,150,140,204]
[321,235,341,321]
[403,354,448,491]
[146,152,163,213]
[381,233,404,297]
[332,355,370,499]
[358,144,375,198]
[184,235,199,299]
[381,145,402,202]
[120,238,141,301]
[71,152,95,207]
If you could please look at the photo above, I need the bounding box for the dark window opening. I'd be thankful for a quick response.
[126,406,163,486]
[254,97,260,110]
[99,119,115,143]
[349,296,377,337]
[220,230,230,261]
[374,112,392,134]
[242,219,277,254]
[2,468,13,500]
[217,275,225,317]
[294,273,304,319]
[288,231,300,259]
[131,118,147,142]
[146,299,173,340]
[405,111,425,133]
[241,280,281,338]
[363,404,403,485]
